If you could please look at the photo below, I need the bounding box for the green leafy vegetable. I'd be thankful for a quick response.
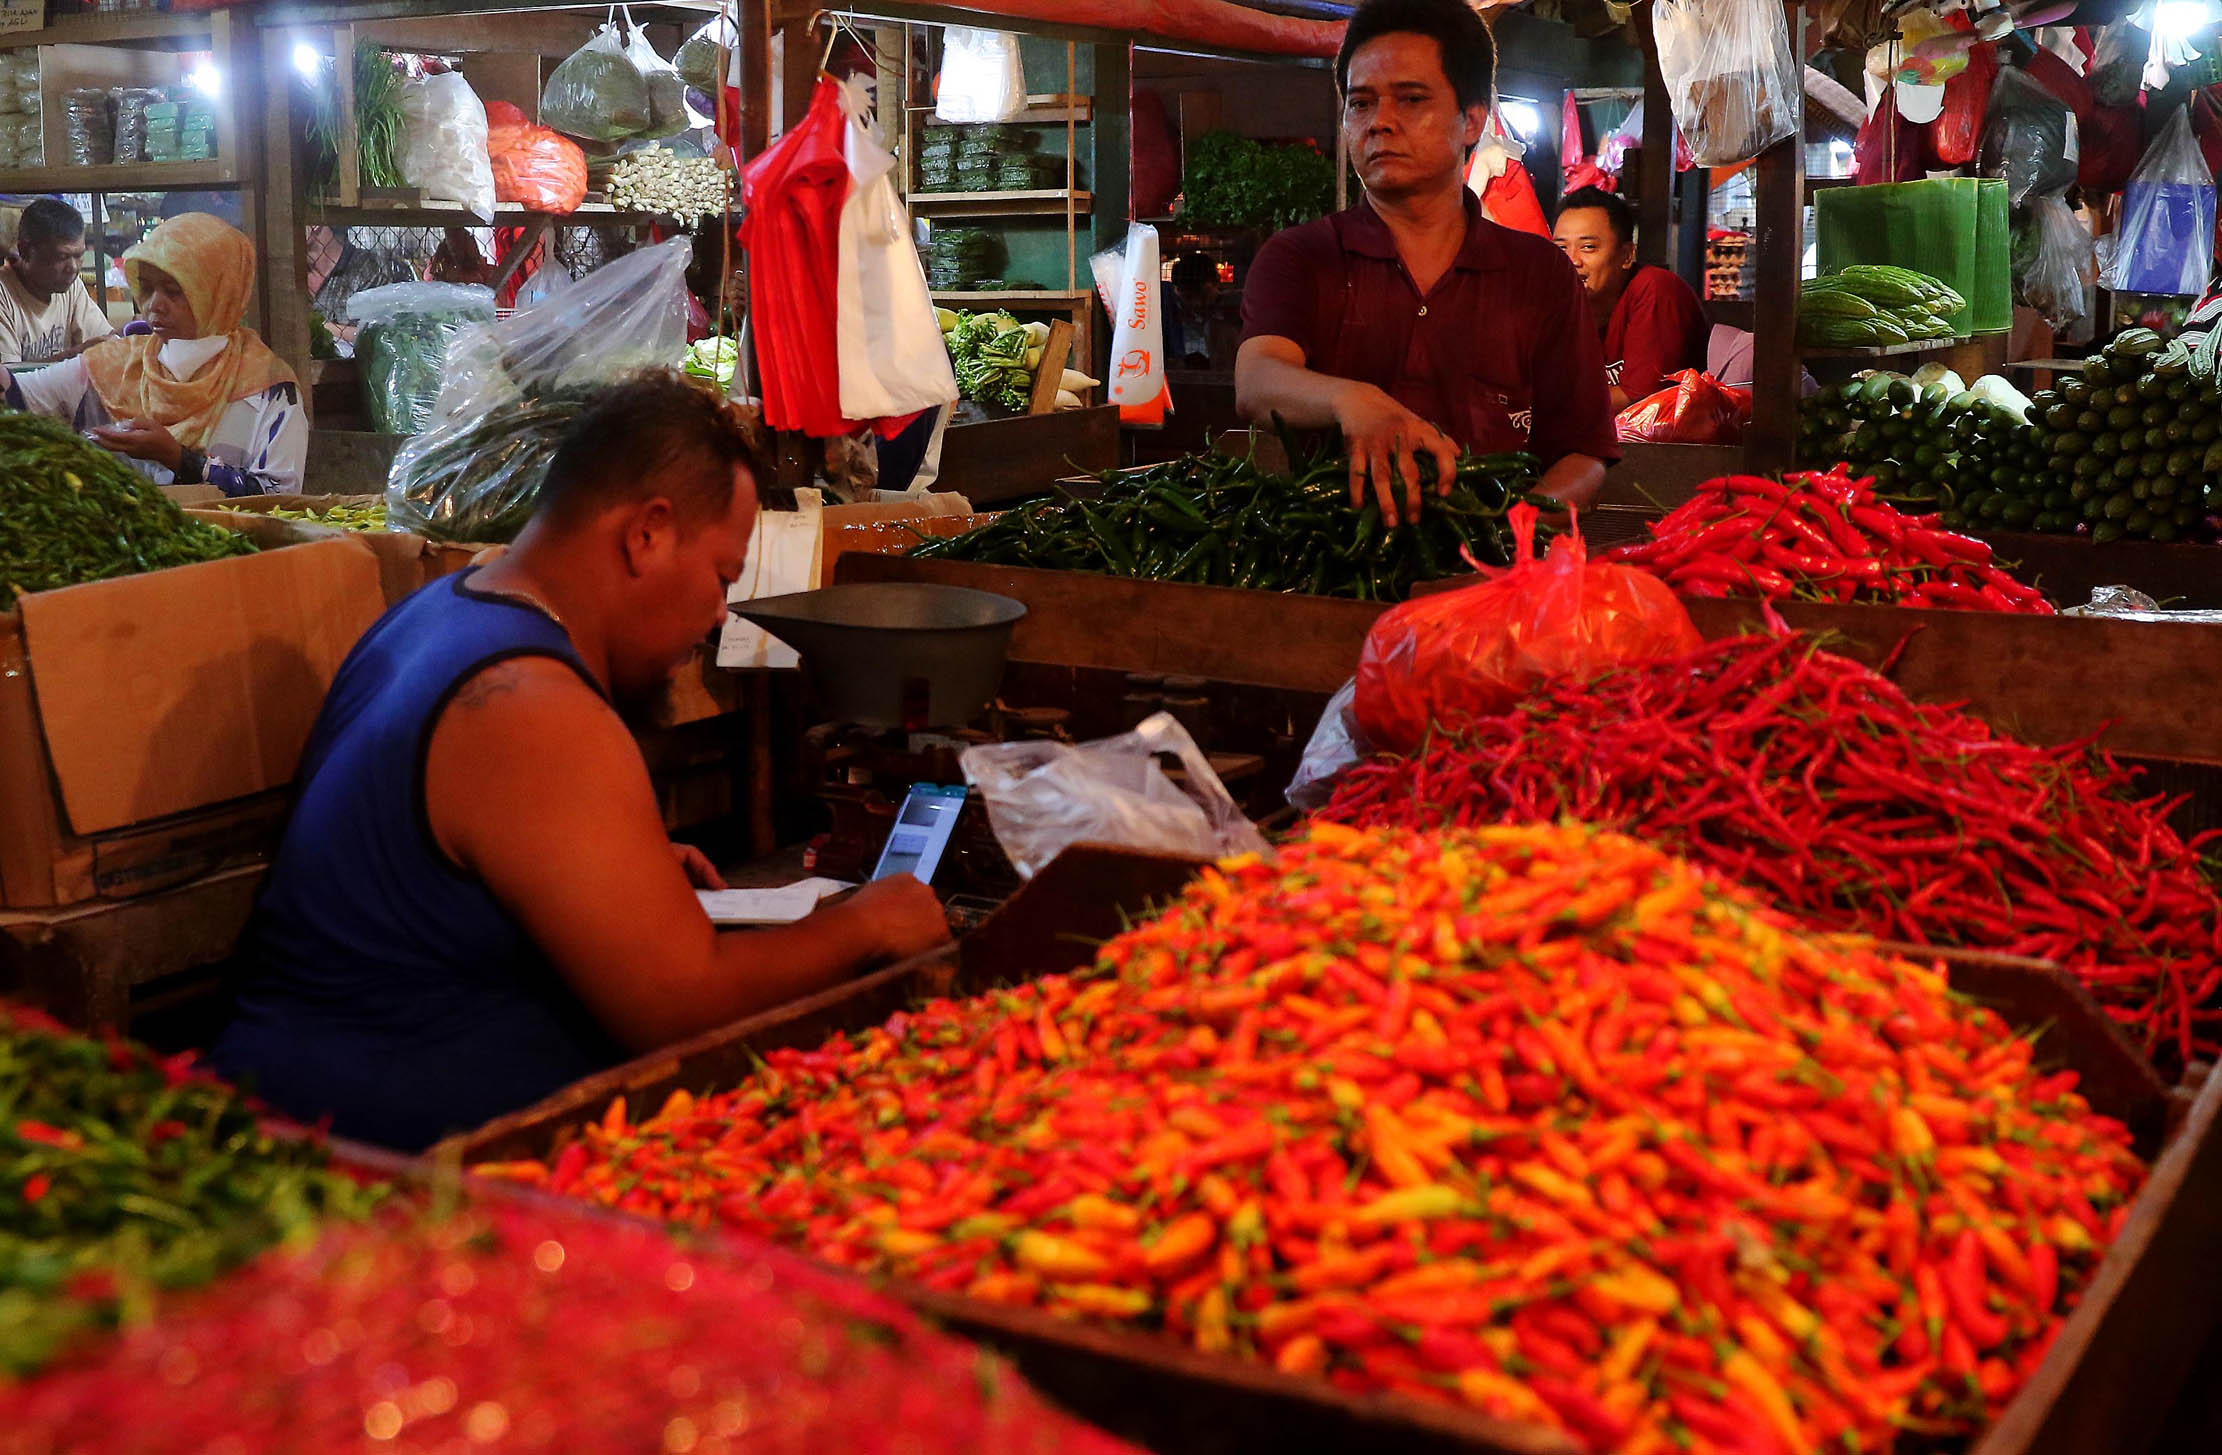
[1178,131,1337,232]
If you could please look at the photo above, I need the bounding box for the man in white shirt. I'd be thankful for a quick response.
[0,199,113,365]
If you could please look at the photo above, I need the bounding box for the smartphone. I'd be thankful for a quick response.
[871,783,968,886]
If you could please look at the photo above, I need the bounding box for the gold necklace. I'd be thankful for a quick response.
[479,579,569,633]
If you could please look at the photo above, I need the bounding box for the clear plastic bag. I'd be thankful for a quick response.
[621,11,690,140]
[2107,107,2217,298]
[399,69,496,222]
[2015,193,2094,332]
[933,26,1025,124]
[1979,68,2078,208]
[1286,679,1368,811]
[676,7,738,92]
[959,711,1270,880]
[385,237,693,542]
[1353,505,1703,754]
[542,23,651,142]
[1652,0,1799,166]
[347,282,497,436]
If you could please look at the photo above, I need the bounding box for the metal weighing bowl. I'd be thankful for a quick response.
[731,582,1027,731]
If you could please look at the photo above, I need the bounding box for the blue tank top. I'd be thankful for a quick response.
[213,570,624,1150]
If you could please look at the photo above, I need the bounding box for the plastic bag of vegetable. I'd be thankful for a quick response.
[486,99,588,213]
[1353,504,1702,754]
[345,281,497,436]
[1652,0,1800,165]
[386,237,694,542]
[398,69,496,222]
[1978,67,2078,207]
[542,23,650,142]
[2015,192,2094,331]
[675,6,738,92]
[2105,106,2217,298]
[620,10,691,140]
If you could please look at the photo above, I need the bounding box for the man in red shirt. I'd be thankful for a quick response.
[1553,185,1710,408]
[1237,0,1617,524]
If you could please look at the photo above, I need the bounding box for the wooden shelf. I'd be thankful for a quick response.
[0,159,238,192]
[307,197,672,227]
[932,288,1092,305]
[909,93,1092,125]
[0,12,217,46]
[1799,336,1973,359]
[909,189,1091,217]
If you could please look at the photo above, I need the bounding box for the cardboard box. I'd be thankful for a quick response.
[0,517,385,908]
[820,495,993,587]
[201,495,434,607]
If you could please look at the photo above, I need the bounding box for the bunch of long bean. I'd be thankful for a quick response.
[0,412,255,608]
[912,448,1543,601]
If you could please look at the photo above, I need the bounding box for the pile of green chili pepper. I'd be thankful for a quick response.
[0,412,257,610]
[0,1001,386,1375]
[911,446,1544,602]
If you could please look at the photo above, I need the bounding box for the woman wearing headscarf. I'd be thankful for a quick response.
[0,212,305,495]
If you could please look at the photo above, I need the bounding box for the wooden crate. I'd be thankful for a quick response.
[439,845,2222,1455]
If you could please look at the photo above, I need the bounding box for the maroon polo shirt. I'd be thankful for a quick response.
[1605,264,1711,401]
[1240,190,1620,463]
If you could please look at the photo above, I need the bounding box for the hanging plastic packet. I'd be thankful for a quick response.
[399,69,496,222]
[933,26,1024,123]
[1652,0,1801,165]
[620,7,690,140]
[1979,67,2078,206]
[542,18,651,142]
[2013,192,2094,330]
[2106,106,2217,297]
[675,5,739,92]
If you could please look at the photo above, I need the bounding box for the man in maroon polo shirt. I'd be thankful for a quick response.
[1237,0,1618,524]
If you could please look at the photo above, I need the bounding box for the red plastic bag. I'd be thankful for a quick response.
[1855,89,1923,184]
[486,102,588,213]
[1930,41,1997,167]
[1614,369,1751,444]
[1352,505,1703,753]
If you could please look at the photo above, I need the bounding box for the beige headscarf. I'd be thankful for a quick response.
[80,213,295,450]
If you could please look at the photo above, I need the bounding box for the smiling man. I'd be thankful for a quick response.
[1236,0,1616,523]
[1554,185,1709,408]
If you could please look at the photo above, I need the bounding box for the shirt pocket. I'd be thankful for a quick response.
[1458,375,1534,454]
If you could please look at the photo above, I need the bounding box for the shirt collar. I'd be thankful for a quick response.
[1337,188,1509,272]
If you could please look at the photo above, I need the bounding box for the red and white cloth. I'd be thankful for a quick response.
[740,76,953,437]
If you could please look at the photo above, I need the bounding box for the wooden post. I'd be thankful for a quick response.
[779,11,817,132]
[1636,5,1672,270]
[738,0,772,160]
[260,27,313,382]
[1028,319,1075,414]
[1744,3,1806,475]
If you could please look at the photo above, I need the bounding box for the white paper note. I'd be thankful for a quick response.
[695,877,851,926]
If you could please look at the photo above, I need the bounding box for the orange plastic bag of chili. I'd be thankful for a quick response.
[1352,504,1702,753]
[486,99,589,214]
[1614,369,1751,444]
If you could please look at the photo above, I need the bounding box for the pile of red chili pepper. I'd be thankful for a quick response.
[1606,469,2054,613]
[479,822,2146,1455]
[1321,634,2222,1066]
[3,1201,1133,1455]
[0,1001,386,1376]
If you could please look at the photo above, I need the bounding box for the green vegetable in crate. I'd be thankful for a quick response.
[910,436,1543,601]
[941,307,1049,413]
[2021,325,2222,543]
[249,500,390,531]
[0,411,256,608]
[1796,369,2047,525]
[0,1001,385,1374]
[383,389,592,543]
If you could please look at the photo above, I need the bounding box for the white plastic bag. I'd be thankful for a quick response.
[961,712,1270,880]
[2105,107,2217,297]
[1286,679,1370,811]
[934,26,1025,123]
[2016,192,2094,331]
[621,9,691,140]
[835,77,959,421]
[386,237,695,542]
[542,24,651,142]
[399,70,496,222]
[1653,0,1800,166]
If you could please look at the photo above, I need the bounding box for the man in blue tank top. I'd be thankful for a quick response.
[213,372,950,1150]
